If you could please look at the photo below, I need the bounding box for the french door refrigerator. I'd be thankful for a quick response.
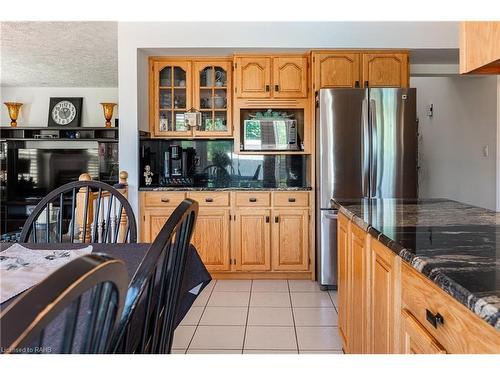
[316,88,418,289]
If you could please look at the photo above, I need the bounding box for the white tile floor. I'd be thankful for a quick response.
[173,279,343,354]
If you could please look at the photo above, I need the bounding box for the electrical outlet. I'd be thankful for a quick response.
[427,104,434,118]
[483,145,489,157]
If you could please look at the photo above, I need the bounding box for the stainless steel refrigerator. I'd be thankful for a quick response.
[316,88,418,289]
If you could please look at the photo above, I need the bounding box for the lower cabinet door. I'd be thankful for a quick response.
[401,309,446,354]
[143,209,174,242]
[337,213,350,352]
[271,209,309,271]
[191,208,231,271]
[370,239,401,354]
[349,223,368,354]
[234,209,271,271]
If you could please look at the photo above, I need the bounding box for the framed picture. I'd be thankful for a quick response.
[47,97,83,127]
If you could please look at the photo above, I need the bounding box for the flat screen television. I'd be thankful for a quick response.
[1,140,118,235]
[5,141,118,201]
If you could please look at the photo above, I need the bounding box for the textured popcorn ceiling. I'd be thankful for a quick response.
[1,22,117,87]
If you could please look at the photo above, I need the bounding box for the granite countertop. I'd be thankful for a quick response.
[332,198,500,331]
[139,186,312,191]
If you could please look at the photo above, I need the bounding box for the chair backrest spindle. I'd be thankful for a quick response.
[19,172,136,244]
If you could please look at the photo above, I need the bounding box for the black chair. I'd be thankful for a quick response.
[20,179,137,244]
[0,254,128,354]
[112,199,198,354]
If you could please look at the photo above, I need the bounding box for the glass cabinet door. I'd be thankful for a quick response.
[155,61,192,136]
[193,61,232,137]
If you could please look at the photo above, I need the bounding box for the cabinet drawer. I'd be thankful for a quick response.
[401,263,500,354]
[143,192,186,207]
[235,192,271,207]
[187,192,230,206]
[273,192,309,207]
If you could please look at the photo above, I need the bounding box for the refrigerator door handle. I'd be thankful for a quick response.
[370,98,378,198]
[362,98,370,198]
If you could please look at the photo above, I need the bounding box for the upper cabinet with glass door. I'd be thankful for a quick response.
[150,58,233,138]
[193,60,232,137]
[153,60,192,137]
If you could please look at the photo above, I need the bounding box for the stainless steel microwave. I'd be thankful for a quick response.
[242,119,301,151]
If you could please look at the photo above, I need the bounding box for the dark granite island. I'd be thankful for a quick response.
[333,198,500,353]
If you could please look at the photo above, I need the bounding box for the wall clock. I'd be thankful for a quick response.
[48,97,83,127]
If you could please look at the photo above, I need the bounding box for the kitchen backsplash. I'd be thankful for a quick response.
[139,139,308,188]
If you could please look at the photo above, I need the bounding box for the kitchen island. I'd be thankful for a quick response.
[333,198,500,354]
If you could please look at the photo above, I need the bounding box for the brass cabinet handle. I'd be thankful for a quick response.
[205,197,213,202]
[275,84,279,91]
[161,198,170,203]
[355,80,360,88]
[249,197,257,202]
[426,309,444,328]
[265,216,270,223]
[275,216,279,223]
[265,85,270,92]
[288,197,296,202]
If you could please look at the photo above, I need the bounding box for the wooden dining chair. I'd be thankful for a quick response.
[19,172,137,244]
[0,254,128,354]
[111,199,198,354]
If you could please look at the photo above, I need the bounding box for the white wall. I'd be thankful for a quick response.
[118,21,460,214]
[411,76,499,210]
[0,87,118,127]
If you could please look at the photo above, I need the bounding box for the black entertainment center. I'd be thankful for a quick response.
[0,126,119,238]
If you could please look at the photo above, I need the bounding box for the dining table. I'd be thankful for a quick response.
[0,242,212,352]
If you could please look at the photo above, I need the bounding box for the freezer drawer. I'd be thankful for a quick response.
[318,209,338,289]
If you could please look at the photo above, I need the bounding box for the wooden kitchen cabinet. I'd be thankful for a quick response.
[460,21,500,74]
[193,60,232,137]
[272,56,308,98]
[401,309,446,354]
[191,208,231,271]
[337,212,350,351]
[349,222,369,354]
[140,191,314,278]
[338,212,500,354]
[234,54,308,99]
[313,50,409,90]
[369,238,401,354]
[271,209,309,271]
[142,208,175,243]
[151,60,192,137]
[362,53,409,88]
[234,209,272,271]
[234,56,272,98]
[313,52,361,89]
[149,57,233,138]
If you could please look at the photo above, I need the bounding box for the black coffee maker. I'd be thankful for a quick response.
[162,145,195,186]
